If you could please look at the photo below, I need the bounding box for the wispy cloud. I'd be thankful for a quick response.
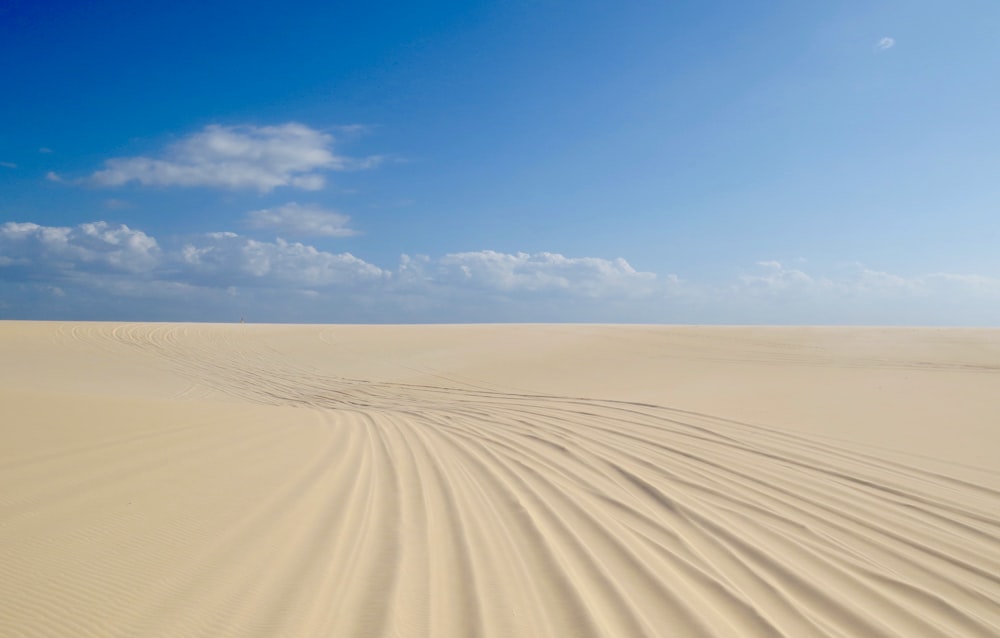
[86,123,379,192]
[38,147,53,154]
[0,161,16,169]
[876,37,896,51]
[245,202,357,238]
[45,171,63,182]
[102,199,130,211]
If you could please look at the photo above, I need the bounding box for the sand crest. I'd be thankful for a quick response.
[1,322,998,637]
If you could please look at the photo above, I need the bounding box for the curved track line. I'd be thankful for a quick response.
[5,323,998,638]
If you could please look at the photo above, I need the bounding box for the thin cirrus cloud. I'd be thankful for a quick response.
[876,37,896,51]
[245,203,357,238]
[85,123,380,192]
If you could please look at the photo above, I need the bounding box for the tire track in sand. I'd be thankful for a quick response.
[4,322,998,637]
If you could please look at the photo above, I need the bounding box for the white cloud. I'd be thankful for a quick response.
[854,267,1000,298]
[850,265,920,295]
[3,221,1000,324]
[0,221,160,274]
[0,220,679,320]
[876,37,895,51]
[427,250,660,298]
[45,171,62,182]
[39,147,53,154]
[178,232,385,287]
[387,251,674,322]
[738,260,825,296]
[0,161,16,169]
[735,261,1000,301]
[87,123,375,192]
[728,261,1000,325]
[245,202,357,237]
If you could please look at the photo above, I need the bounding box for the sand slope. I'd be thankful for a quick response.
[1,322,998,637]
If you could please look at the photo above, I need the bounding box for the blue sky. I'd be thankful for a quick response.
[2,0,999,323]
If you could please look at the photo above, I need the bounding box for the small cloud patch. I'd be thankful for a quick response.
[86,123,378,192]
[245,202,357,238]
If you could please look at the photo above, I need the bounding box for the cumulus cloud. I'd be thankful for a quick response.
[0,220,383,293]
[245,202,357,237]
[427,250,659,297]
[0,221,397,321]
[738,260,825,296]
[177,233,385,288]
[1,220,681,321]
[387,251,673,322]
[0,221,160,274]
[876,37,895,51]
[737,260,915,299]
[850,267,1000,299]
[4,221,1000,324]
[734,261,1000,302]
[87,123,376,192]
[727,260,1000,323]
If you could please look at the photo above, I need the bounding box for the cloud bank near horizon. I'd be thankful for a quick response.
[2,220,998,325]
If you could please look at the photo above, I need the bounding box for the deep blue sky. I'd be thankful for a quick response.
[2,1,999,323]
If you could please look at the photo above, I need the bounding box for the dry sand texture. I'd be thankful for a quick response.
[1,322,999,637]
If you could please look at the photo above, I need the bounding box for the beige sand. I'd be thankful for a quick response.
[1,321,998,637]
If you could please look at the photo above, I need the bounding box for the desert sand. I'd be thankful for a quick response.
[1,321,998,637]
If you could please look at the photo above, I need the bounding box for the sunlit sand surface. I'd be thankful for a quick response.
[2,322,998,637]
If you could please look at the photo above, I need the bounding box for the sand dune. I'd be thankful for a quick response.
[1,322,998,637]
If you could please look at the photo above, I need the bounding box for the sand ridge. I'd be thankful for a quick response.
[1,322,999,637]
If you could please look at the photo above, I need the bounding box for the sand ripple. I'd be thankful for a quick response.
[1,322,998,637]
